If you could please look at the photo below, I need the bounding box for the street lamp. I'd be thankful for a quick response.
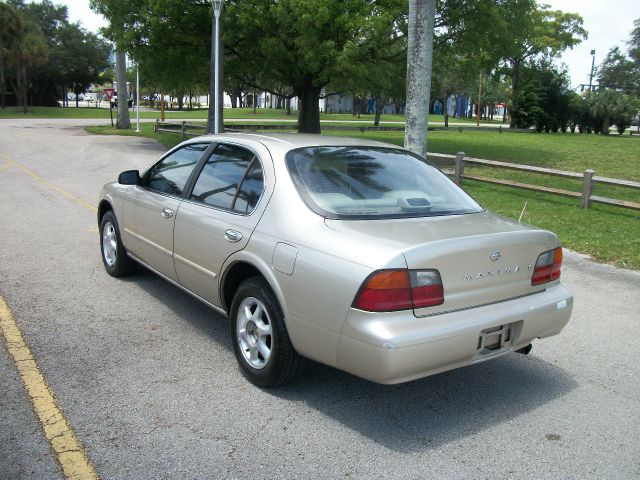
[588,49,596,93]
[135,63,140,133]
[213,0,224,134]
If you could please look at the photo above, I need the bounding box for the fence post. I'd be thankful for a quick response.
[154,118,159,133]
[181,121,186,140]
[454,152,465,185]
[582,169,594,209]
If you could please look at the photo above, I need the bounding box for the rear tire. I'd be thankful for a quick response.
[230,277,305,387]
[100,210,136,277]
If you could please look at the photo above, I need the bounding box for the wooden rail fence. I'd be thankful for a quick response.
[153,120,639,211]
[435,151,640,211]
[154,120,208,139]
[154,120,531,135]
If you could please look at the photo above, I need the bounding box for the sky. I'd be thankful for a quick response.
[54,0,640,90]
[543,0,640,88]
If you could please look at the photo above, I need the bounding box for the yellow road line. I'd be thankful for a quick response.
[0,161,11,173]
[0,296,99,480]
[1,154,96,213]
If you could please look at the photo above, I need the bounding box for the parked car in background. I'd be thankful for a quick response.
[98,134,573,387]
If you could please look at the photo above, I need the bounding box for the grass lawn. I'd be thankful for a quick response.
[342,129,640,269]
[0,105,497,125]
[335,129,640,202]
[86,123,179,150]
[0,106,114,118]
[336,129,640,179]
[465,181,640,270]
[87,121,640,269]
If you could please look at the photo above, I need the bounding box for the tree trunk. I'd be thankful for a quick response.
[15,66,22,109]
[177,95,184,110]
[374,93,385,127]
[509,59,520,129]
[21,65,27,114]
[115,50,131,129]
[297,80,322,134]
[404,0,436,157]
[0,45,5,109]
[286,97,291,115]
[602,115,610,135]
[438,71,447,126]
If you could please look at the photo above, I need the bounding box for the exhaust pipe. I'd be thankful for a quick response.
[515,344,532,355]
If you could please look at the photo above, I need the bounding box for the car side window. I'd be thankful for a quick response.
[143,143,209,196]
[190,144,264,213]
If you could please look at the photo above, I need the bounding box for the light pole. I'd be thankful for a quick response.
[213,0,224,134]
[588,49,596,94]
[135,63,140,133]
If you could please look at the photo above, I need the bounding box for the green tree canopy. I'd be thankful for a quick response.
[0,2,24,108]
[91,0,211,102]
[598,18,640,97]
[224,0,406,133]
[5,0,110,107]
[497,1,586,127]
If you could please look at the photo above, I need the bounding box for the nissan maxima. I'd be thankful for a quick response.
[98,134,573,386]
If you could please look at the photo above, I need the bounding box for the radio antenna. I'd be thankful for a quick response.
[518,201,528,224]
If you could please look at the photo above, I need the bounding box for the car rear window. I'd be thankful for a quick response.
[286,146,483,219]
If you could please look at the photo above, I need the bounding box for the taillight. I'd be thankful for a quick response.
[531,247,563,286]
[410,271,445,308]
[353,269,444,312]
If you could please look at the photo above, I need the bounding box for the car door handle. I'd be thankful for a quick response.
[225,229,243,243]
[161,208,174,218]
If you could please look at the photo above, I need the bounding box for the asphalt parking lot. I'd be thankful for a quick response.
[1,119,639,479]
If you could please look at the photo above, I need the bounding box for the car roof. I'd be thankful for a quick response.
[183,132,402,153]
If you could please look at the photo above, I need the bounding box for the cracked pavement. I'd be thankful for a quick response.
[0,118,639,479]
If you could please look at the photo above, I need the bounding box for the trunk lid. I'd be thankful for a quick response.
[324,211,559,316]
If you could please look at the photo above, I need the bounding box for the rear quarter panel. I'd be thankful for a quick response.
[238,156,407,367]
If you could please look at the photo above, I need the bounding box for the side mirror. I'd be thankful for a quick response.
[118,170,140,185]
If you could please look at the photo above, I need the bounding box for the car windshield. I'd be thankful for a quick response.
[286,146,484,219]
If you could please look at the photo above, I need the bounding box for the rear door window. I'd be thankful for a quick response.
[189,144,264,214]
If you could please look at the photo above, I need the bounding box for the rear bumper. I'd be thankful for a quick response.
[336,284,572,384]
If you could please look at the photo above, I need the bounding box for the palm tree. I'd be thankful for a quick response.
[115,49,130,129]
[404,0,436,157]
[13,22,48,113]
[590,89,623,135]
[0,3,23,109]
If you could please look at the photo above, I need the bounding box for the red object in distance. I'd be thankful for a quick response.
[103,88,115,100]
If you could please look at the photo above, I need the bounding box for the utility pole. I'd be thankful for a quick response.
[208,1,224,134]
[588,49,596,94]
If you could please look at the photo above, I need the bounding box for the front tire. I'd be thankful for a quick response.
[100,210,136,277]
[230,277,305,387]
